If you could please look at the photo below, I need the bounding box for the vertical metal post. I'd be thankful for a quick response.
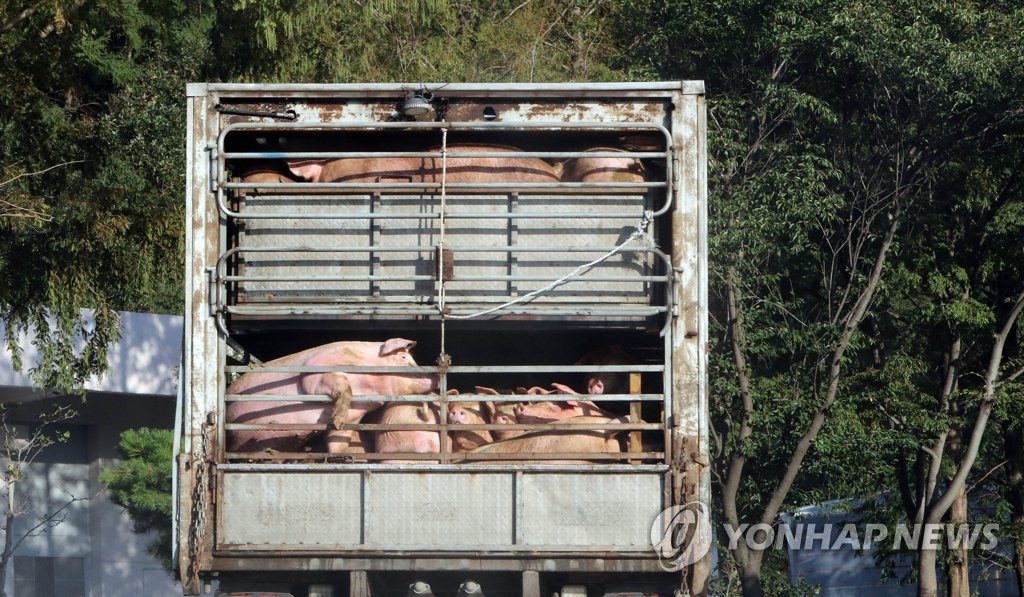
[670,85,710,596]
[522,571,540,597]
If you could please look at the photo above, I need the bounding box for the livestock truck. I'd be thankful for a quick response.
[176,82,709,597]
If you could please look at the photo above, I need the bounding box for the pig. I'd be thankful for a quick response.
[512,398,613,424]
[574,344,640,395]
[324,428,368,455]
[485,402,524,441]
[225,338,435,454]
[470,387,527,440]
[286,144,560,184]
[372,401,441,463]
[447,401,494,452]
[463,415,630,463]
[235,160,298,184]
[557,148,645,183]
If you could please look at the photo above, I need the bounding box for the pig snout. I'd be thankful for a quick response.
[448,406,469,424]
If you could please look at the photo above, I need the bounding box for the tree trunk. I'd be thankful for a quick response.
[1,503,14,597]
[736,545,765,597]
[948,485,970,597]
[918,545,940,597]
[1005,427,1024,597]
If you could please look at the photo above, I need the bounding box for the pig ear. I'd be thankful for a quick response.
[481,401,497,422]
[550,382,580,395]
[557,400,581,409]
[474,386,500,395]
[285,159,326,182]
[380,338,416,356]
[525,386,554,395]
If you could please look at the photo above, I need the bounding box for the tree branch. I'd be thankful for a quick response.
[0,7,35,35]
[927,290,1024,524]
[759,201,901,527]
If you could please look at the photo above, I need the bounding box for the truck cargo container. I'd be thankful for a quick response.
[175,82,708,597]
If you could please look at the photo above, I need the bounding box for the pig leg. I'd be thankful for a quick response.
[325,427,366,454]
[299,372,354,438]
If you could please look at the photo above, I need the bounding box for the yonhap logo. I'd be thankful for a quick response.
[650,502,712,571]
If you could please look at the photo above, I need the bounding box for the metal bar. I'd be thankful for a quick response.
[225,150,668,160]
[214,544,666,554]
[223,364,663,373]
[223,273,669,283]
[223,393,666,402]
[218,462,671,472]
[222,207,652,219]
[200,80,702,93]
[222,451,666,461]
[224,422,662,432]
[220,119,672,134]
[225,181,660,191]
[225,309,671,317]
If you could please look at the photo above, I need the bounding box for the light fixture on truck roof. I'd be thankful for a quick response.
[407,581,435,597]
[457,581,485,597]
[400,92,434,117]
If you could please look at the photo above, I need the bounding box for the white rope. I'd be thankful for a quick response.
[448,210,654,320]
[437,128,450,361]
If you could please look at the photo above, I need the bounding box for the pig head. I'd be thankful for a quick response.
[372,401,442,463]
[556,148,646,183]
[226,338,436,454]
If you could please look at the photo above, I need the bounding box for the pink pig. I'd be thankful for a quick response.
[226,338,436,454]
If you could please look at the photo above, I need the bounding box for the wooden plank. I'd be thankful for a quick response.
[629,372,643,464]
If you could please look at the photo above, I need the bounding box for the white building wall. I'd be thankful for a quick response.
[0,311,189,597]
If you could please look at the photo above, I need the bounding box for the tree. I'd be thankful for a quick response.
[1,0,210,388]
[209,0,623,83]
[99,428,175,571]
[615,1,1024,595]
[0,403,90,597]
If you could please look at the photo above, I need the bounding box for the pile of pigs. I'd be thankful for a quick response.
[236,142,648,186]
[224,339,660,464]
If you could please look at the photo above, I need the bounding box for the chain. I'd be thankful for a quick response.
[187,413,213,590]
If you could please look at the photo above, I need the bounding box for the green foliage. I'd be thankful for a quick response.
[99,428,175,571]
[0,0,210,389]
[210,0,623,83]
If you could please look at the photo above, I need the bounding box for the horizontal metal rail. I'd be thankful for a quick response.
[223,304,670,317]
[223,364,663,374]
[224,274,666,283]
[219,119,673,138]
[223,393,665,402]
[222,451,664,461]
[218,462,671,472]
[225,150,668,160]
[224,423,660,432]
[222,204,653,219]
[216,119,675,215]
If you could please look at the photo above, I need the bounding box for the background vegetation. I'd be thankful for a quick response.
[1,1,1021,595]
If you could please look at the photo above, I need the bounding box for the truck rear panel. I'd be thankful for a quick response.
[178,82,707,596]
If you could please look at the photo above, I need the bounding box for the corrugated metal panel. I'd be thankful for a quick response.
[217,470,665,553]
[367,472,514,546]
[220,472,362,546]
[520,473,663,546]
